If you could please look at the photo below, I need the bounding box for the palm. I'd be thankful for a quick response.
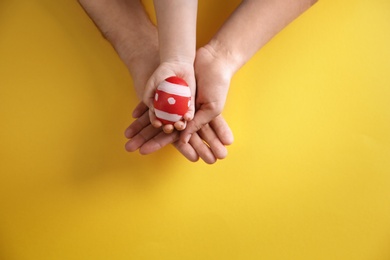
[180,46,232,142]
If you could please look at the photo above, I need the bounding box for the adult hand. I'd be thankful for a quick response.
[125,43,236,163]
[125,102,233,164]
[78,0,234,163]
[180,45,235,143]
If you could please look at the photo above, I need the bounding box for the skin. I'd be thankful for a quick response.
[143,0,198,133]
[180,0,319,143]
[78,0,317,163]
[78,0,233,164]
[127,0,318,154]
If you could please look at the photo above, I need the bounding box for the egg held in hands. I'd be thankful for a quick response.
[154,76,191,125]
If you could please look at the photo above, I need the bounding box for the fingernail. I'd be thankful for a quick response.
[125,128,133,138]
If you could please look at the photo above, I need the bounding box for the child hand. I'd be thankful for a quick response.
[143,60,196,134]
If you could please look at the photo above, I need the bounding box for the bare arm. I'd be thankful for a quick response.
[143,0,199,132]
[153,0,198,63]
[209,0,317,74]
[181,0,318,143]
[78,0,232,163]
[78,0,157,61]
[78,0,159,100]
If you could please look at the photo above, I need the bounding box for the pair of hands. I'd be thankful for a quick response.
[76,0,236,163]
[124,45,234,164]
[79,0,317,163]
[120,43,233,163]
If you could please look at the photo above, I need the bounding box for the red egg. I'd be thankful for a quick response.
[154,76,191,124]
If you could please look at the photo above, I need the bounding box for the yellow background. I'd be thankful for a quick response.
[1,0,390,259]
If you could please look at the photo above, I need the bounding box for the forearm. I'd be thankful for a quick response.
[153,0,198,63]
[207,0,318,74]
[78,0,157,62]
[78,0,160,100]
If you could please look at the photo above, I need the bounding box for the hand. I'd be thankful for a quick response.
[180,45,234,143]
[125,102,233,164]
[79,0,234,163]
[125,43,236,163]
[142,61,196,134]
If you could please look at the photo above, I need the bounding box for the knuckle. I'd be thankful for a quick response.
[207,102,223,116]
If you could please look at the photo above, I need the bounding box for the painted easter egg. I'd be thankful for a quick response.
[154,76,191,124]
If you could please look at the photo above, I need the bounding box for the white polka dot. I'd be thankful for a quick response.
[168,97,176,105]
[155,93,159,101]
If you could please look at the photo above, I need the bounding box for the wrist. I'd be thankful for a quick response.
[79,0,158,64]
[115,27,158,65]
[160,55,195,65]
[157,37,196,65]
[205,39,243,75]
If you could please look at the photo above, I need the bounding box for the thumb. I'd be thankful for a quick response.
[143,71,168,110]
[183,96,195,122]
[185,77,197,122]
[143,76,157,110]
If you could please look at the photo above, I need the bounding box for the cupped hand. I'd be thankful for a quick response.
[142,61,196,134]
[78,0,234,163]
[180,45,234,143]
[125,102,233,164]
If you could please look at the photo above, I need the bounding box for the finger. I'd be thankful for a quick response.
[174,120,186,131]
[184,77,196,122]
[139,131,179,155]
[189,133,216,164]
[149,109,162,128]
[125,124,161,152]
[198,123,228,160]
[183,99,195,122]
[173,141,199,162]
[162,124,174,134]
[124,111,150,139]
[132,102,148,118]
[209,115,234,146]
[181,108,217,143]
